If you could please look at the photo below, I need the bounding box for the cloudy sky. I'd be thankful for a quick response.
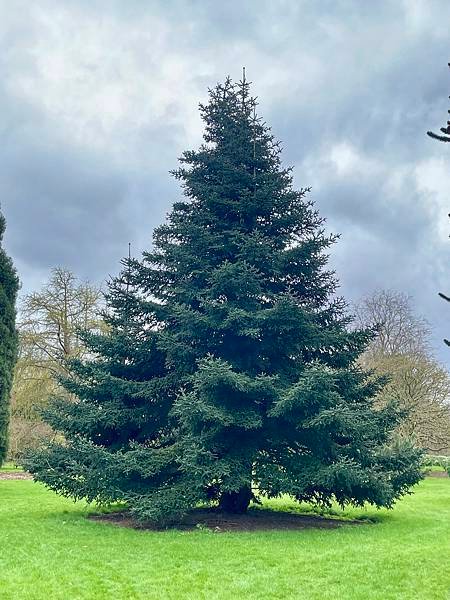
[1,0,450,364]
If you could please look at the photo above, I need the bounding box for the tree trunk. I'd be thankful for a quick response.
[219,486,252,513]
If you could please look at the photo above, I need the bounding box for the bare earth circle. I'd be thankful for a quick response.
[89,508,367,532]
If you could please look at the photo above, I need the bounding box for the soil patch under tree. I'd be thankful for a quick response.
[90,508,368,533]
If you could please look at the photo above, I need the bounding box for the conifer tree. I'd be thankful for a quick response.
[25,264,186,521]
[427,62,450,142]
[427,61,450,345]
[27,76,422,523]
[0,209,19,465]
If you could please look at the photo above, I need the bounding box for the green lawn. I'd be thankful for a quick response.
[0,462,23,472]
[0,479,449,599]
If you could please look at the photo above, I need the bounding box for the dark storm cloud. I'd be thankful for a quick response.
[2,142,128,273]
[0,87,129,285]
[1,0,449,362]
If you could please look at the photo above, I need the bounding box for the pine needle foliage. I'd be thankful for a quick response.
[26,77,422,523]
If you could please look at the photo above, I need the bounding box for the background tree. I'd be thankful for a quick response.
[0,209,19,465]
[8,344,54,461]
[26,77,422,524]
[354,289,430,356]
[427,62,450,143]
[355,290,450,453]
[19,267,104,375]
[427,61,450,346]
[8,268,103,460]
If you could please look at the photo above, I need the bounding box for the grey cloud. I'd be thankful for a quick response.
[0,91,130,283]
[1,0,449,365]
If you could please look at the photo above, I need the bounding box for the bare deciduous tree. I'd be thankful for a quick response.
[355,290,450,453]
[19,267,104,375]
[8,268,103,460]
[354,289,430,356]
[372,352,450,453]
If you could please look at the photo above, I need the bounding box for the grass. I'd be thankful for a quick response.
[0,462,23,473]
[0,480,449,599]
[424,465,447,472]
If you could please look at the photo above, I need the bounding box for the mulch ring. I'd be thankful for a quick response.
[0,471,33,480]
[90,508,367,533]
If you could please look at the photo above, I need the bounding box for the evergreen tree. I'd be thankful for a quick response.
[26,77,422,523]
[25,264,186,521]
[427,61,450,345]
[427,62,450,142]
[0,208,19,465]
